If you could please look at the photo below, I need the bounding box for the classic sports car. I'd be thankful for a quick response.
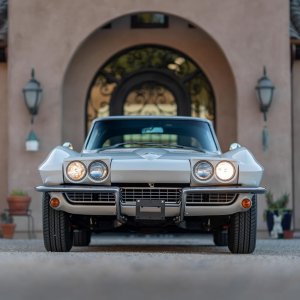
[36,116,265,253]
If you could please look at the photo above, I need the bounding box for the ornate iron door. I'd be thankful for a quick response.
[109,70,190,116]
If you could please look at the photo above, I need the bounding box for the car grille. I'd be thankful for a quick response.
[185,193,237,206]
[121,187,182,204]
[64,192,116,205]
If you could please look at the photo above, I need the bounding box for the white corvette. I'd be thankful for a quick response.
[36,116,265,253]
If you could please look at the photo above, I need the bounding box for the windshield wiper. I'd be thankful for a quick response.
[160,143,206,153]
[97,142,145,152]
[97,142,206,153]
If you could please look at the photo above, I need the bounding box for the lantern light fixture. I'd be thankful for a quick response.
[255,67,275,122]
[23,68,42,124]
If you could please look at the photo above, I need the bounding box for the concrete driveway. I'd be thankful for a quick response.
[0,233,299,300]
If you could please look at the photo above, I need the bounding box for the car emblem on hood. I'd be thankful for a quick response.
[140,152,163,160]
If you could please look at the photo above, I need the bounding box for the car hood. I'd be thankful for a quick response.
[81,148,220,160]
[80,148,221,184]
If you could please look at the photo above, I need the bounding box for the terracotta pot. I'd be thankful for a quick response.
[0,223,16,239]
[7,195,31,215]
[283,230,294,239]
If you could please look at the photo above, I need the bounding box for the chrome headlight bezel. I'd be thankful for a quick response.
[66,161,87,182]
[88,160,109,182]
[215,161,236,181]
[193,161,214,181]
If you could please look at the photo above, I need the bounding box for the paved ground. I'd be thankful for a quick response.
[0,234,300,300]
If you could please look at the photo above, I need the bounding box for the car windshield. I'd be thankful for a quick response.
[85,118,219,153]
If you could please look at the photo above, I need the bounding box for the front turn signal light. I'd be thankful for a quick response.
[241,198,252,209]
[50,198,60,208]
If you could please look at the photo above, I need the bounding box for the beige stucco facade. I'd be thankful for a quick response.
[293,60,300,229]
[0,63,8,212]
[2,0,293,230]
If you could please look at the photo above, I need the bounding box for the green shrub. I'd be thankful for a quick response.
[10,189,28,196]
[0,212,14,224]
[264,191,291,219]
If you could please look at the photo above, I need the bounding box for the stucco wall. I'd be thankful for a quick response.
[0,63,8,212]
[293,60,300,229]
[7,0,291,230]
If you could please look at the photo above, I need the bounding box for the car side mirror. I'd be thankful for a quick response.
[229,143,241,151]
[63,142,73,150]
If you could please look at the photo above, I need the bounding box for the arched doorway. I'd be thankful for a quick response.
[63,13,237,151]
[86,45,215,132]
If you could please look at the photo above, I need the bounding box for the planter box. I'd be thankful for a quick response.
[7,196,31,215]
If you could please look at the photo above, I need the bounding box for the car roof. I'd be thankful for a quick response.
[91,115,212,125]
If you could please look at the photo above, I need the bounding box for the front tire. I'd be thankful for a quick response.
[228,195,257,254]
[43,193,73,252]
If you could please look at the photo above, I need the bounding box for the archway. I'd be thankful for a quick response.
[63,13,236,151]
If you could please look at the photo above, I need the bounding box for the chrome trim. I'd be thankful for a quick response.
[229,143,241,151]
[185,193,237,205]
[179,186,265,222]
[64,191,116,204]
[37,186,124,223]
[120,187,182,204]
[183,195,253,217]
[182,186,265,194]
[36,185,118,193]
[50,192,117,215]
[36,185,265,221]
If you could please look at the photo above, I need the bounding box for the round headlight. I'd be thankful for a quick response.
[88,161,108,181]
[194,161,214,180]
[66,161,87,181]
[216,161,235,181]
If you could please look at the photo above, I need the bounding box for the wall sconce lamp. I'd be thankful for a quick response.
[255,67,275,151]
[23,69,43,124]
[255,67,275,122]
[23,69,42,152]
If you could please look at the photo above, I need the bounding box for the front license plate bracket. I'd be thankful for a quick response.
[136,199,165,220]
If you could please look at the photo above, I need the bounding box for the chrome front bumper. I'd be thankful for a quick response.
[36,185,265,221]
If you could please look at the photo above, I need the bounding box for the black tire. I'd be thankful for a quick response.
[43,193,73,252]
[228,195,257,254]
[73,230,91,247]
[213,230,228,246]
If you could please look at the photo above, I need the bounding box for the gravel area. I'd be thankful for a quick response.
[0,234,300,300]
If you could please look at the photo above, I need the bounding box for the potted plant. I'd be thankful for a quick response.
[0,211,16,239]
[7,189,31,215]
[264,191,293,238]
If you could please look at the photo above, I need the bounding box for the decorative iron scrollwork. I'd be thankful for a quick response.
[87,46,215,130]
[124,83,177,116]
